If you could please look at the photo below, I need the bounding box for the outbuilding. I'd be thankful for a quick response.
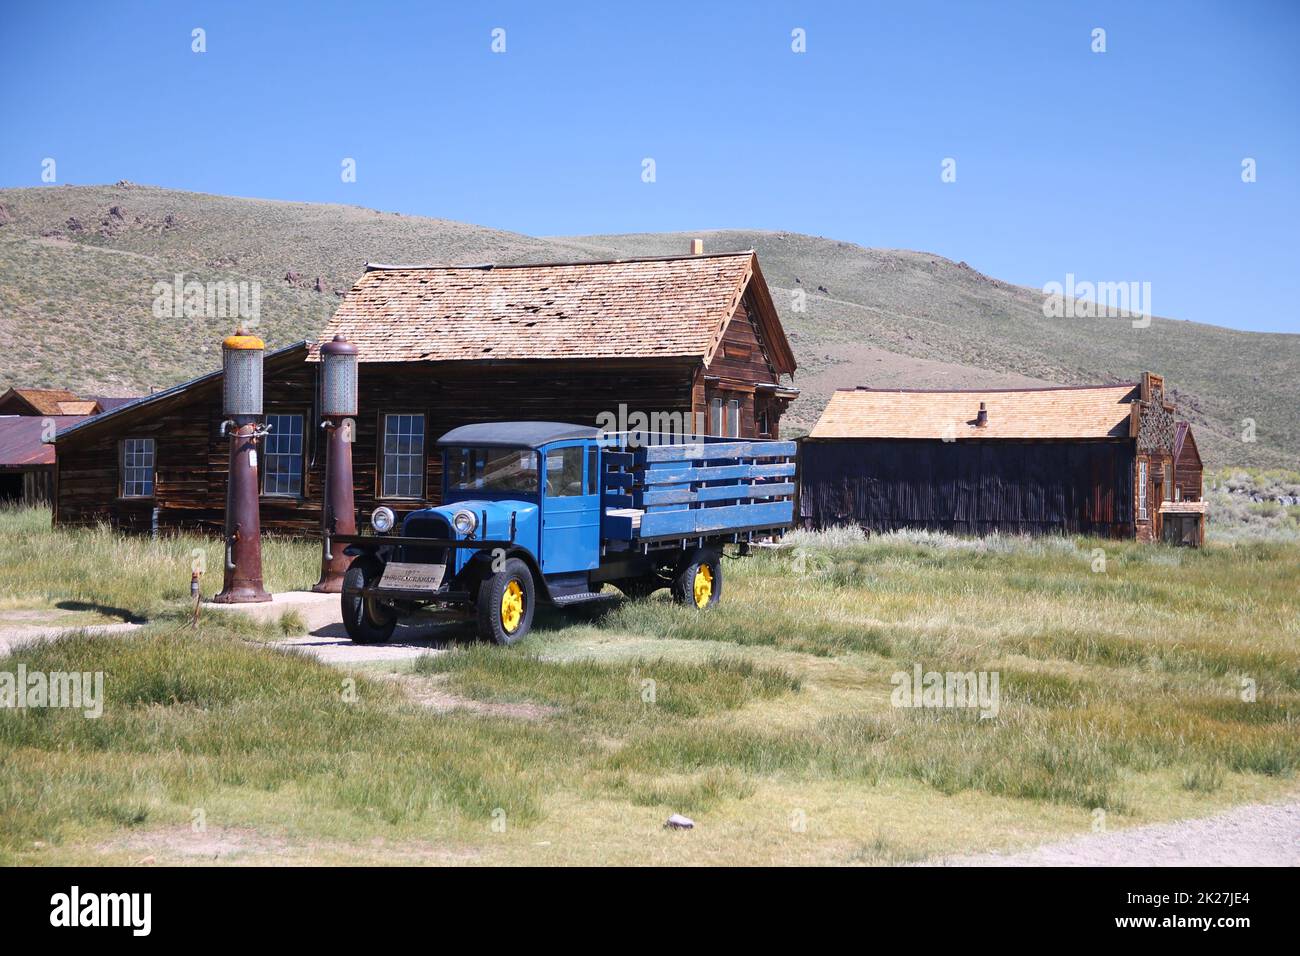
[0,387,136,505]
[800,372,1204,542]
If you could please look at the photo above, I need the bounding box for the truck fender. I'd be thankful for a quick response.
[462,546,548,600]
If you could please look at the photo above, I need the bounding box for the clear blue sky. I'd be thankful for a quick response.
[2,0,1297,333]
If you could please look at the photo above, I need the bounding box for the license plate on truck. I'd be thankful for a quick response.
[378,562,445,591]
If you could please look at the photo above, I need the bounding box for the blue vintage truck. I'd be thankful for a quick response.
[332,421,797,644]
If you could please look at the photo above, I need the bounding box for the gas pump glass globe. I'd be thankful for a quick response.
[222,330,265,417]
[321,334,359,417]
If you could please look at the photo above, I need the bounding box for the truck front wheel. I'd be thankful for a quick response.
[672,549,722,610]
[341,557,397,644]
[476,557,536,645]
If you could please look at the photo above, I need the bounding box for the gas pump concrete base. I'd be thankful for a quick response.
[202,590,340,634]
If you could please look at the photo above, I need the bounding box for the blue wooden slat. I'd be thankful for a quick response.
[636,481,797,506]
[639,461,795,484]
[603,451,635,468]
[604,471,634,490]
[602,493,634,509]
[638,500,794,537]
[640,440,798,463]
[602,513,636,539]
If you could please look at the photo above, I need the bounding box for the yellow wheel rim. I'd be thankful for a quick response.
[693,565,713,609]
[500,580,524,633]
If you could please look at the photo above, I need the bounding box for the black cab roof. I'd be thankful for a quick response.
[436,421,601,449]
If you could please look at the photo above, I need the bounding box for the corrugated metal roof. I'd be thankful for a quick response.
[809,384,1140,440]
[316,252,773,365]
[0,415,93,467]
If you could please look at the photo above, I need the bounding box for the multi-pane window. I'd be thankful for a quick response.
[757,408,770,438]
[121,438,155,498]
[263,413,304,497]
[382,413,425,499]
[709,397,723,436]
[726,399,740,438]
[1137,459,1148,521]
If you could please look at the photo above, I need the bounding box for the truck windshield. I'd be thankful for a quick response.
[445,446,539,495]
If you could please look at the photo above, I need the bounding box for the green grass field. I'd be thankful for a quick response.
[1,506,1297,865]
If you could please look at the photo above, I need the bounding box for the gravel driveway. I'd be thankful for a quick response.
[931,798,1300,866]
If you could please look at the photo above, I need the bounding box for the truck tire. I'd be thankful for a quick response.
[672,548,722,610]
[341,557,397,644]
[476,557,536,645]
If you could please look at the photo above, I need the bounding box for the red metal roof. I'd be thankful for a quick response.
[0,415,93,468]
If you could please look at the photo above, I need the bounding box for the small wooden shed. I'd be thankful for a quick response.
[800,373,1204,542]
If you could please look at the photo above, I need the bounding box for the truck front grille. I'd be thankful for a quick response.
[400,515,451,566]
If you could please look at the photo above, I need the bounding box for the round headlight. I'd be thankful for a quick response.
[452,509,478,536]
[370,506,396,534]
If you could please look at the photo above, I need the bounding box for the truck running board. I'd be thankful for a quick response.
[550,591,621,607]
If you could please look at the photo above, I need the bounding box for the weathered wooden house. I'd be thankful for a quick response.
[0,387,135,505]
[54,249,798,534]
[800,372,1204,542]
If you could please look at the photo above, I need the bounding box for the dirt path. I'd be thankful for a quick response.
[275,627,451,664]
[0,622,143,657]
[931,798,1300,866]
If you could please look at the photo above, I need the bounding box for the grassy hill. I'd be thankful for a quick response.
[1,184,1295,468]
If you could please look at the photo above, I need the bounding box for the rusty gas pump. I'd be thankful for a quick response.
[213,328,271,603]
[312,334,358,593]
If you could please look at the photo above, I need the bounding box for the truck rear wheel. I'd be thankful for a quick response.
[341,557,397,644]
[672,549,722,610]
[476,557,536,645]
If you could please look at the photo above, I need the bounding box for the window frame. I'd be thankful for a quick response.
[543,445,586,498]
[378,411,427,501]
[1137,458,1148,522]
[119,437,156,500]
[261,411,307,499]
[585,445,599,496]
[726,398,741,438]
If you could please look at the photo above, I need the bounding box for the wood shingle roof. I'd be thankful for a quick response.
[809,384,1140,440]
[0,387,89,416]
[316,252,795,372]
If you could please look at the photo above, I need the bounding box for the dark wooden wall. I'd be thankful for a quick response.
[799,438,1136,537]
[56,357,701,535]
[0,468,53,506]
[1175,432,1203,502]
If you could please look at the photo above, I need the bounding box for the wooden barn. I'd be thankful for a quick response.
[799,372,1205,542]
[53,248,798,535]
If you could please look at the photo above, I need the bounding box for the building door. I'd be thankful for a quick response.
[539,442,600,573]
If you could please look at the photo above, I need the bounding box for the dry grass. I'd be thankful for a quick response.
[1,513,1297,865]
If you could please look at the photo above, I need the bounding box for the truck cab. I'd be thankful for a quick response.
[335,421,797,645]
